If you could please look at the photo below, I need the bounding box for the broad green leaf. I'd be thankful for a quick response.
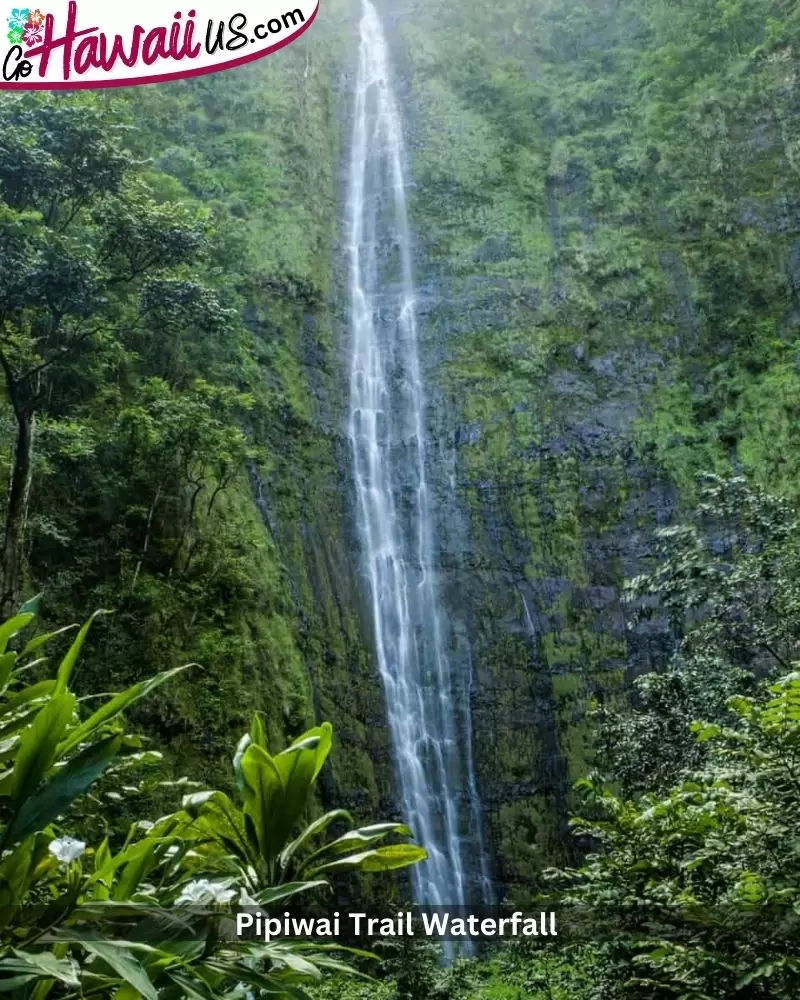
[288,953,371,980]
[0,837,37,909]
[18,595,41,615]
[296,822,413,875]
[0,652,17,693]
[0,613,35,654]
[11,692,76,805]
[277,724,332,781]
[272,744,318,842]
[87,837,113,901]
[21,625,78,660]
[0,707,56,754]
[3,679,56,713]
[83,940,158,1000]
[54,610,109,695]
[94,837,111,872]
[311,722,332,779]
[254,879,330,907]
[320,822,413,855]
[7,950,80,987]
[166,970,218,1000]
[310,844,428,874]
[240,743,285,862]
[181,790,217,810]
[232,733,250,791]
[260,947,321,978]
[113,840,158,900]
[0,974,37,991]
[201,959,311,998]
[60,665,191,754]
[86,837,157,887]
[293,942,378,962]
[111,985,142,1000]
[250,712,267,749]
[7,733,122,843]
[280,809,352,871]
[188,791,254,866]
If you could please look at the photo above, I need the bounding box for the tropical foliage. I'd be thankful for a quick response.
[0,607,425,999]
[3,0,800,996]
[596,474,800,795]
[556,669,800,999]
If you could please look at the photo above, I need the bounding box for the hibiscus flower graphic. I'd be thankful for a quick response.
[6,8,30,31]
[27,7,44,26]
[22,21,41,44]
[6,24,23,44]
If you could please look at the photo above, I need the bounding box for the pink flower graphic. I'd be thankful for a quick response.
[22,21,40,44]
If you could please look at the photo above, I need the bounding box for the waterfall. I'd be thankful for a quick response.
[346,0,490,910]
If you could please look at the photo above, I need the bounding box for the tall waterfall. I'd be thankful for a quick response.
[346,0,490,909]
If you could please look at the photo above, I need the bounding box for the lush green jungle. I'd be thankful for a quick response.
[2,0,800,996]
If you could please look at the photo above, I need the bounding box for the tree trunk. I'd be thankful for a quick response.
[0,411,35,619]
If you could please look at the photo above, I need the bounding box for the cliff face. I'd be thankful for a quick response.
[12,27,395,824]
[337,0,800,895]
[217,0,800,898]
[12,0,799,902]
[374,0,676,893]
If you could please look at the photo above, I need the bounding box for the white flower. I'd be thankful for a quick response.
[48,837,86,863]
[175,879,237,905]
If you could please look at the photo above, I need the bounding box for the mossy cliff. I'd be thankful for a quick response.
[123,41,400,823]
[362,0,800,895]
[3,0,798,903]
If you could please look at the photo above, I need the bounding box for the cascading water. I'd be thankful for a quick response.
[346,0,490,911]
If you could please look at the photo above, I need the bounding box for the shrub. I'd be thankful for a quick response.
[0,603,425,998]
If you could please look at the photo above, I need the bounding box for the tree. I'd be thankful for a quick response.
[0,95,209,615]
[554,670,800,999]
[595,474,800,795]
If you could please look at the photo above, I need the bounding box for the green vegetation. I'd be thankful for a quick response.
[596,474,800,794]
[0,48,388,817]
[312,475,800,998]
[558,669,800,998]
[388,0,800,890]
[311,943,595,1000]
[2,0,800,995]
[0,605,424,998]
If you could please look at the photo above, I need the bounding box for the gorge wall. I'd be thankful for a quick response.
[16,0,800,905]
[354,0,800,896]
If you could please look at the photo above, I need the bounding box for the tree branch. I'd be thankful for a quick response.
[130,485,161,594]
[0,345,20,417]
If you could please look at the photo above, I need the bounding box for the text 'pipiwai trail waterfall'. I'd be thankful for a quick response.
[347,0,492,913]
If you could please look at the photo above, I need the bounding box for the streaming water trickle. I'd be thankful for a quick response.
[346,0,490,914]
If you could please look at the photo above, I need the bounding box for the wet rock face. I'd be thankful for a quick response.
[368,15,667,899]
[353,0,800,896]
[314,0,800,901]
[417,279,678,895]
[397,177,679,895]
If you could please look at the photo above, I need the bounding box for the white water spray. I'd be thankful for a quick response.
[346,0,489,909]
